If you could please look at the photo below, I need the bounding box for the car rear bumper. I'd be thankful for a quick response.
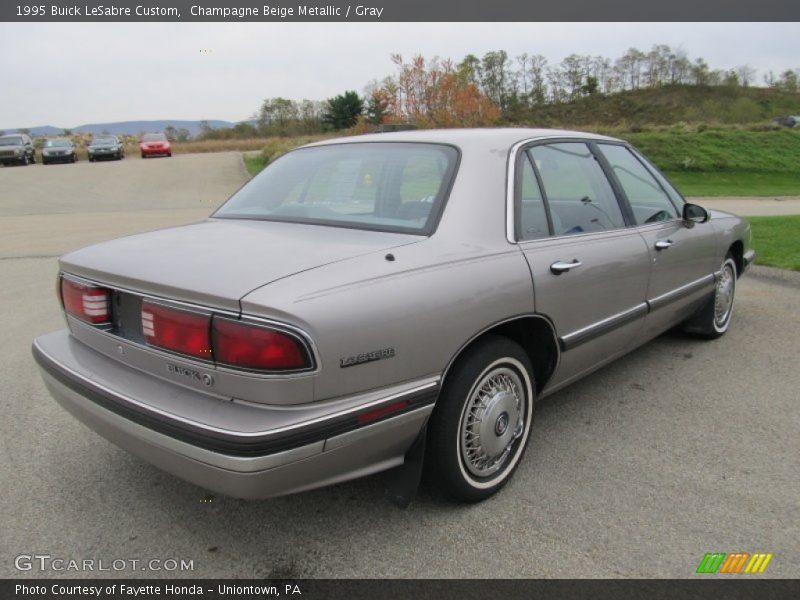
[33,330,437,499]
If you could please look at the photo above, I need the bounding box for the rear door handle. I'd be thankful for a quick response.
[655,240,674,250]
[550,259,582,274]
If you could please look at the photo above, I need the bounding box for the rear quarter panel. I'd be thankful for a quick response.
[241,240,534,401]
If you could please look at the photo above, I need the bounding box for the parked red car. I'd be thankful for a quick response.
[139,133,172,158]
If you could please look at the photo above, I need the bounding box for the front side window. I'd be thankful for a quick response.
[214,143,458,235]
[598,143,678,224]
[528,142,625,235]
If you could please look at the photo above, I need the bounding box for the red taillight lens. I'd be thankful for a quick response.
[212,318,311,371]
[141,301,212,360]
[60,277,111,324]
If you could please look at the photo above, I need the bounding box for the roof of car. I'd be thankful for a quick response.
[303,127,622,149]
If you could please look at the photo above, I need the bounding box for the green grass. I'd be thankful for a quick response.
[666,171,800,197]
[520,85,800,128]
[748,216,800,271]
[243,153,266,176]
[624,129,800,173]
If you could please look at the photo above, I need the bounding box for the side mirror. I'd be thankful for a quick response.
[683,203,709,224]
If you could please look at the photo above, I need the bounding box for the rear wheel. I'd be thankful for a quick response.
[427,336,535,502]
[682,254,737,339]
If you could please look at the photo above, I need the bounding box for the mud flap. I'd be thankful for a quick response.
[384,425,426,508]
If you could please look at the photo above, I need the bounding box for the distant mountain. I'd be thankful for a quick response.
[1,120,236,137]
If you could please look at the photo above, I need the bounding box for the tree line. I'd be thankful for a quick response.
[196,44,800,138]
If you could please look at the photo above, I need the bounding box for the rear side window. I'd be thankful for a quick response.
[215,143,458,235]
[528,143,625,235]
[598,144,679,223]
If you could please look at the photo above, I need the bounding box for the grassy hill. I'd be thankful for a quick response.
[621,127,800,196]
[517,84,800,128]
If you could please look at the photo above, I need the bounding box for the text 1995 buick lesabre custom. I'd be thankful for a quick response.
[33,129,754,503]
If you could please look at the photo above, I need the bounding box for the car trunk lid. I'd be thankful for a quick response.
[59,218,422,312]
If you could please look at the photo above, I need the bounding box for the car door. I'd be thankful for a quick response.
[595,143,719,339]
[515,141,651,392]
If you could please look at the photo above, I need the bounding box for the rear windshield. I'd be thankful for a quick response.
[214,142,458,235]
[142,133,166,141]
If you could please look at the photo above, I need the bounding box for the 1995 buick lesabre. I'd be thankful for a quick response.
[33,129,755,503]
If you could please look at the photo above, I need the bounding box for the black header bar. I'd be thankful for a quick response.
[2,0,799,22]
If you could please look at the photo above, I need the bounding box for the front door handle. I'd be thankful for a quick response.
[550,259,582,274]
[655,240,674,250]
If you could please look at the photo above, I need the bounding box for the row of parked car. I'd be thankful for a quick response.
[0,133,173,166]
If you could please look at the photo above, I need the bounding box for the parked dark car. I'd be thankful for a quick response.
[42,138,78,164]
[33,129,755,503]
[88,135,125,161]
[139,133,171,158]
[0,133,36,166]
[773,116,798,128]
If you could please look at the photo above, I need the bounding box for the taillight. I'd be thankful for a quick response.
[60,277,111,324]
[141,301,212,360]
[212,318,312,371]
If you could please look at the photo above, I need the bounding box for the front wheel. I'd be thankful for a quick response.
[682,255,737,339]
[426,336,535,502]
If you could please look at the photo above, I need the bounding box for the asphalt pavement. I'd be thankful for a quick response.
[0,154,797,578]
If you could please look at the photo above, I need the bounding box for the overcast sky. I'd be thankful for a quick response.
[1,22,798,128]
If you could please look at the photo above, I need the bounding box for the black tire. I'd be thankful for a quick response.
[426,335,535,502]
[167,152,172,157]
[30,153,36,164]
[20,154,30,166]
[72,154,77,163]
[141,153,146,159]
[682,254,737,339]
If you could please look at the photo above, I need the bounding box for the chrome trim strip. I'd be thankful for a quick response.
[647,274,714,312]
[559,303,648,351]
[34,336,438,440]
